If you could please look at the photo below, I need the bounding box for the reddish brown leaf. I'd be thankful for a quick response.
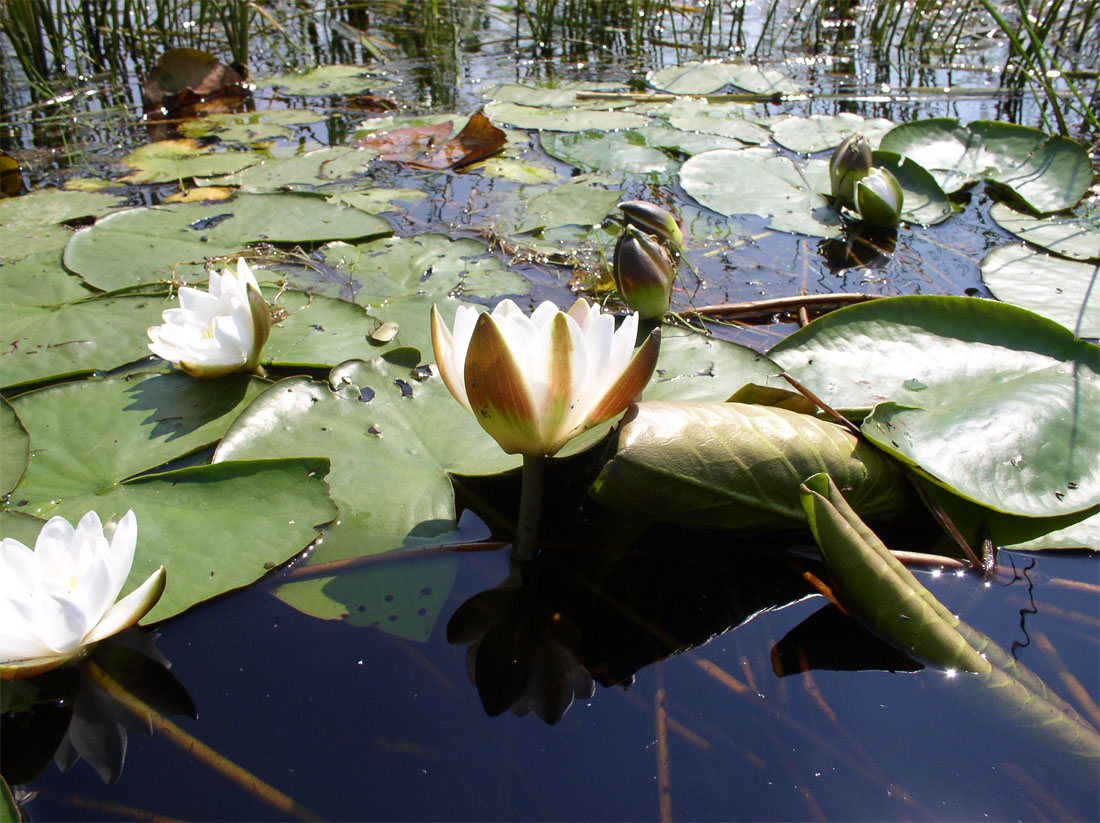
[357,121,454,160]
[407,110,506,170]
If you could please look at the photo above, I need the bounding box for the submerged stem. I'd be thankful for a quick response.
[515,455,547,561]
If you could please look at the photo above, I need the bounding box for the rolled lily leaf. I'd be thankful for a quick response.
[588,401,910,530]
[798,473,990,674]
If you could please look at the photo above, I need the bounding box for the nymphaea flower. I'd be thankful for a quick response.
[147,257,272,378]
[829,133,873,205]
[430,299,660,458]
[855,166,904,228]
[0,511,166,679]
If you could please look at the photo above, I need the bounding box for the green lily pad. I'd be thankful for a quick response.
[482,100,651,132]
[198,147,358,190]
[0,293,169,390]
[120,139,262,184]
[1,251,91,306]
[981,244,1100,337]
[647,61,802,95]
[680,148,841,238]
[1,397,28,495]
[661,100,770,144]
[213,356,519,568]
[989,202,1100,261]
[539,131,678,179]
[2,372,330,623]
[878,119,1093,213]
[478,81,632,108]
[264,288,406,366]
[769,296,1100,517]
[63,194,392,291]
[770,113,895,154]
[0,189,124,262]
[589,401,910,530]
[257,64,397,96]
[504,176,623,240]
[873,150,953,226]
[179,109,322,143]
[328,187,428,213]
[644,324,785,402]
[637,124,751,156]
[800,473,990,673]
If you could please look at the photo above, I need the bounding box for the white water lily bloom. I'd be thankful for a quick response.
[0,511,166,679]
[147,257,272,378]
[430,298,660,457]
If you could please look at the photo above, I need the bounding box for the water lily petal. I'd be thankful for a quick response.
[84,566,167,645]
[464,312,542,456]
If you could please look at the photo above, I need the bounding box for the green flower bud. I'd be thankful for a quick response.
[613,224,675,320]
[618,200,683,251]
[855,167,904,228]
[829,133,873,204]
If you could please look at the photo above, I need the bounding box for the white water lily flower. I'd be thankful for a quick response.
[0,511,166,679]
[147,257,272,378]
[430,298,660,457]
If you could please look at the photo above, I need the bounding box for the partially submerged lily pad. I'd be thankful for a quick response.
[981,244,1100,337]
[257,64,397,96]
[680,147,840,238]
[989,202,1100,261]
[878,119,1092,213]
[483,100,651,132]
[63,193,392,291]
[539,131,678,179]
[647,61,802,96]
[120,139,262,184]
[769,296,1100,517]
[770,113,895,154]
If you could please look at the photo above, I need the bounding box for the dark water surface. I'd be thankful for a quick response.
[3,1,1098,820]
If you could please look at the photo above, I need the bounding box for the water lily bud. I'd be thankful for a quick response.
[147,258,272,378]
[829,133,873,204]
[0,510,166,679]
[430,299,660,458]
[613,225,675,320]
[855,167,904,228]
[618,200,683,251]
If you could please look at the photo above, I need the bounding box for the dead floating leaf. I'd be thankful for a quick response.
[357,110,506,171]
[1,150,23,197]
[143,48,249,114]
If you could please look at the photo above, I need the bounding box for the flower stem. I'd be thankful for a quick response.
[515,455,546,561]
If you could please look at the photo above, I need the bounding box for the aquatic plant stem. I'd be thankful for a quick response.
[515,455,546,561]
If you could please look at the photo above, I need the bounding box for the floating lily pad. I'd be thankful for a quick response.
[770,113,895,154]
[644,324,785,401]
[981,244,1099,337]
[989,202,1100,261]
[647,61,802,95]
[63,194,392,291]
[878,119,1093,213]
[539,131,677,179]
[478,81,632,109]
[769,296,1100,517]
[3,372,330,623]
[483,100,651,132]
[1,292,168,390]
[1,397,28,494]
[0,189,124,262]
[264,288,405,366]
[873,150,952,226]
[474,156,558,184]
[198,147,359,190]
[329,187,428,213]
[661,100,770,144]
[257,64,397,96]
[120,139,262,184]
[637,124,750,156]
[680,148,840,238]
[179,109,322,143]
[507,176,622,238]
[213,355,519,568]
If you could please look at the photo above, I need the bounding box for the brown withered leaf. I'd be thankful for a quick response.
[357,120,454,160]
[143,48,248,112]
[406,110,506,170]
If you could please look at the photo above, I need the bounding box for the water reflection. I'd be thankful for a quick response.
[0,629,195,786]
[447,528,817,724]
